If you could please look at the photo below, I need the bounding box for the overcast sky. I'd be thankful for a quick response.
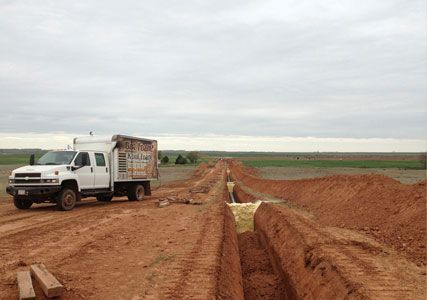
[0,0,426,151]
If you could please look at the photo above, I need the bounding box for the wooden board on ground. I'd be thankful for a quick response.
[30,264,64,298]
[17,271,35,300]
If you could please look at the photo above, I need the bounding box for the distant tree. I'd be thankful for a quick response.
[187,151,200,164]
[158,150,162,160]
[175,154,187,165]
[161,156,169,164]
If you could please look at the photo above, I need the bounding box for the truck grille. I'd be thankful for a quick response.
[14,179,42,184]
[15,173,41,178]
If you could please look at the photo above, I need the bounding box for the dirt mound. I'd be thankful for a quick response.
[229,160,427,266]
[191,162,210,178]
[233,183,257,203]
[255,203,426,299]
[217,203,244,299]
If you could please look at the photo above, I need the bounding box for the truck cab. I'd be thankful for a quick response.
[6,135,158,211]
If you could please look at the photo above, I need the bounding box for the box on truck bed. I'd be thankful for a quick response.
[74,134,159,181]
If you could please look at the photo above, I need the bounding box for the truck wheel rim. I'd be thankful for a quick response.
[137,187,143,200]
[64,192,75,207]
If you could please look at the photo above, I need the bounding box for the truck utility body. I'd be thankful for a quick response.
[6,135,158,211]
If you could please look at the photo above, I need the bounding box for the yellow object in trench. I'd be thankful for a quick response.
[227,201,262,233]
[227,182,235,193]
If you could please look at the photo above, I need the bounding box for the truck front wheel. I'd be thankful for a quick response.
[13,197,33,209]
[128,184,144,201]
[56,188,77,211]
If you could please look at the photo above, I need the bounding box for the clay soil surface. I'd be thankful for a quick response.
[259,166,426,184]
[230,160,426,299]
[0,162,243,299]
[1,159,426,299]
[238,231,286,299]
[254,202,426,299]
[230,160,427,266]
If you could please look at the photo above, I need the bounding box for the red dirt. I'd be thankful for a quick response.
[255,203,426,299]
[2,159,426,299]
[229,160,427,266]
[238,231,287,299]
[217,203,244,299]
[0,161,243,299]
[234,183,257,203]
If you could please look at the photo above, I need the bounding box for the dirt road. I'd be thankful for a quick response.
[0,161,243,299]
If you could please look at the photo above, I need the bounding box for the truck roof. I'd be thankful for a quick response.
[73,134,157,145]
[73,135,157,152]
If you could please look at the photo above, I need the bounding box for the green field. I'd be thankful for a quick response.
[242,159,426,170]
[0,154,44,165]
[1,151,425,170]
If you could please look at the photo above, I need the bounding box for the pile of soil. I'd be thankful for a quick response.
[191,162,210,178]
[233,184,257,203]
[254,202,426,299]
[230,160,427,266]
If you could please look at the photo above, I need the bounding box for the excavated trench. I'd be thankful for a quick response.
[226,191,295,299]
[220,172,426,300]
[225,171,294,299]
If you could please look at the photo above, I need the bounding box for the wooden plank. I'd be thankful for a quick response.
[16,271,36,300]
[30,264,64,298]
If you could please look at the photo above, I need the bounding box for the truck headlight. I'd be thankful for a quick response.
[43,179,59,183]
[8,179,14,184]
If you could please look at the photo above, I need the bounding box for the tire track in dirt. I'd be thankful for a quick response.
[161,167,230,299]
[0,200,158,285]
[0,163,214,240]
[0,161,240,299]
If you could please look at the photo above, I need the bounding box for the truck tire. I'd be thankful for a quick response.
[13,197,33,209]
[96,194,113,202]
[56,188,77,211]
[128,184,144,201]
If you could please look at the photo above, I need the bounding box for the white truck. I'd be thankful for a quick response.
[6,135,159,211]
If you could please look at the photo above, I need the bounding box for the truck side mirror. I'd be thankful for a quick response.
[29,154,35,166]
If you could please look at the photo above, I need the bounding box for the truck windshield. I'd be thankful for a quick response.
[37,151,77,165]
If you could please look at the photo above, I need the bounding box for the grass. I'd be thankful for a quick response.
[0,154,44,165]
[242,159,427,170]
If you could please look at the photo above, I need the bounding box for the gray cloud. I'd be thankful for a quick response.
[0,0,426,140]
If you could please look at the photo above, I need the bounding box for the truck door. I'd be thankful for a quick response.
[94,152,110,189]
[73,152,95,190]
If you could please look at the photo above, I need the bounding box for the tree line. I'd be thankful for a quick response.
[158,151,200,165]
